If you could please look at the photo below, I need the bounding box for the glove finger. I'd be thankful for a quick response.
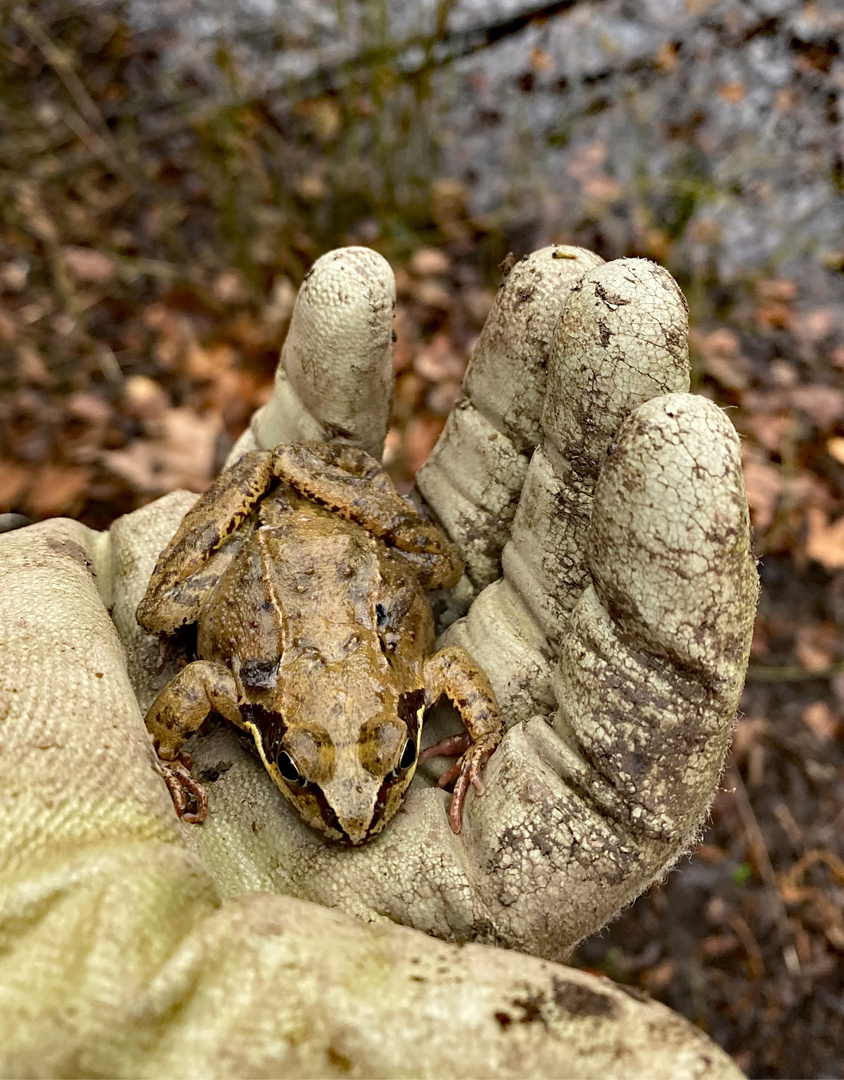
[446,258,690,721]
[463,392,757,948]
[415,245,603,589]
[557,393,758,833]
[227,246,395,464]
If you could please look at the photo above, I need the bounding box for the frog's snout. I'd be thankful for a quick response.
[323,773,384,845]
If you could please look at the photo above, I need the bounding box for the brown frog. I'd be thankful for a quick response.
[136,441,503,844]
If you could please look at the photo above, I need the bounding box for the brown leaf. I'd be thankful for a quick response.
[410,247,450,277]
[63,246,117,285]
[742,411,790,455]
[406,416,444,475]
[413,280,452,311]
[0,312,17,345]
[0,460,31,510]
[794,622,839,672]
[122,375,170,423]
[103,407,221,495]
[718,81,746,103]
[655,41,679,72]
[212,269,248,305]
[701,934,739,958]
[15,344,52,385]
[797,306,837,344]
[427,380,461,416]
[827,436,844,465]
[802,701,840,742]
[806,507,844,569]
[642,959,675,991]
[695,326,751,389]
[23,463,91,518]
[414,333,465,382]
[791,384,844,430]
[530,47,553,73]
[755,279,797,303]
[741,450,782,530]
[582,174,622,202]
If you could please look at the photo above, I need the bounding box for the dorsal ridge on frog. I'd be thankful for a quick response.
[137,441,503,843]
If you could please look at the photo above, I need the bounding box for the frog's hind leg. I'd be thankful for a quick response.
[137,449,275,634]
[272,442,464,589]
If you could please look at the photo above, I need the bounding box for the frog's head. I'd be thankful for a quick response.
[240,675,426,844]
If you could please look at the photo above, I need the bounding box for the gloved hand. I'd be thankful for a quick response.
[0,245,755,1078]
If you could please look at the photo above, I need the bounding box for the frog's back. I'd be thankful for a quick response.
[196,495,435,671]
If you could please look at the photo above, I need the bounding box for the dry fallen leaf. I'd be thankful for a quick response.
[103,407,222,495]
[0,461,31,510]
[827,436,844,465]
[406,415,444,476]
[695,326,751,389]
[63,246,117,285]
[794,621,839,672]
[718,81,746,103]
[413,332,466,382]
[742,410,790,455]
[741,451,782,530]
[790,384,844,430]
[802,701,840,742]
[410,247,450,277]
[23,463,92,518]
[806,507,844,570]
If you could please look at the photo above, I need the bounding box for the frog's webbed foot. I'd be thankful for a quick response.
[422,646,504,834]
[272,441,463,589]
[158,750,208,824]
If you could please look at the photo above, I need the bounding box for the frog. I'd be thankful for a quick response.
[136,440,503,844]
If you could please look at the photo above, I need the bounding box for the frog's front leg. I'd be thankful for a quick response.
[145,660,241,823]
[137,450,276,634]
[419,646,504,834]
[271,442,463,589]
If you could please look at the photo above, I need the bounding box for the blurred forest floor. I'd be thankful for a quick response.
[1,3,843,1077]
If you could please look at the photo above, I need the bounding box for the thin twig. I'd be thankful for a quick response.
[746,661,844,682]
[729,768,801,977]
[12,5,134,181]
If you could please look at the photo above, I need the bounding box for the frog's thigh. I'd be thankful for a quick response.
[271,442,397,521]
[274,441,385,488]
[145,660,240,760]
[138,450,275,633]
[272,442,462,586]
[423,646,502,741]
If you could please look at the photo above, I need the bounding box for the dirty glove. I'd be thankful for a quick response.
[0,246,755,1078]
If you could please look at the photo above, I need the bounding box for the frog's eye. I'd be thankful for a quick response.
[277,750,307,788]
[394,738,417,775]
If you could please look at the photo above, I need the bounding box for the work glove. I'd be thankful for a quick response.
[0,245,755,1078]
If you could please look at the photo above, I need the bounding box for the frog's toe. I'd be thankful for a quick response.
[441,735,501,834]
[419,731,471,764]
[159,754,208,824]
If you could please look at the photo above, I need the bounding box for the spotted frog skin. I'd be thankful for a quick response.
[136,441,503,844]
